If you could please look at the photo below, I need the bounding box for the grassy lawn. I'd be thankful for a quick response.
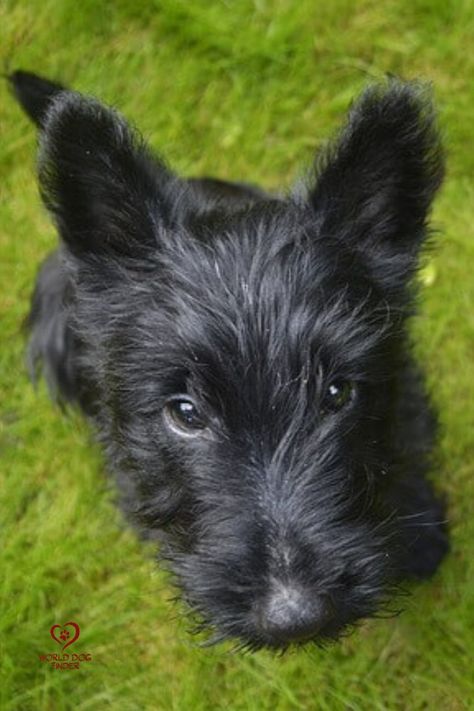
[1,1,474,709]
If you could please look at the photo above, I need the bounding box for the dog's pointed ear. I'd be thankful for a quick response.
[39,93,180,259]
[308,82,444,291]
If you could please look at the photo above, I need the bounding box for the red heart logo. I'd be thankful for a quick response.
[50,622,80,651]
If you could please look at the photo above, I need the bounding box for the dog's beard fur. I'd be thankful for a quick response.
[12,70,449,650]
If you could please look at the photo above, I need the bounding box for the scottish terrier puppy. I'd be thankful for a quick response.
[10,70,448,649]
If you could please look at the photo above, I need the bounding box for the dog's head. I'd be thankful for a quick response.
[38,82,443,648]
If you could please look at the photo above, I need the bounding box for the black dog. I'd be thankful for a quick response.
[10,70,449,650]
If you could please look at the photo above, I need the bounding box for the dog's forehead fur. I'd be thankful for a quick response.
[114,201,391,416]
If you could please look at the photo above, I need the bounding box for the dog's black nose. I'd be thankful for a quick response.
[255,585,330,644]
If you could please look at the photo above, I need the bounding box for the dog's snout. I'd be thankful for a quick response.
[254,583,330,644]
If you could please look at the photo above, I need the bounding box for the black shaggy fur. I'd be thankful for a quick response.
[10,70,449,650]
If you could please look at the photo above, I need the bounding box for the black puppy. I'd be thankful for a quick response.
[10,70,448,650]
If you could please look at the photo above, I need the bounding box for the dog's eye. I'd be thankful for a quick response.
[164,397,206,435]
[322,379,355,414]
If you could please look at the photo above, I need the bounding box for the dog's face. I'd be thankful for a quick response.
[38,83,443,648]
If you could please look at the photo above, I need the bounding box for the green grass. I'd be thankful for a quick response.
[1,1,474,709]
